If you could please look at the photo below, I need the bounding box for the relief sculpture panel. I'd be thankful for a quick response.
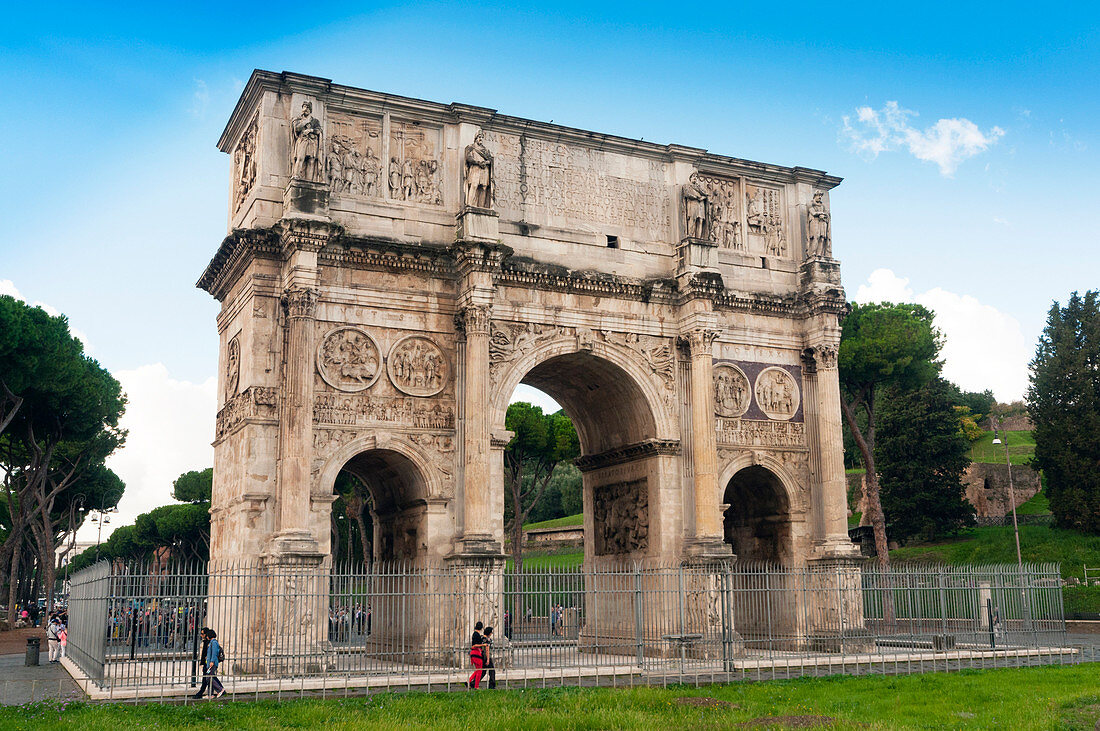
[317,327,382,392]
[326,113,383,198]
[698,174,742,250]
[745,181,786,257]
[713,364,750,418]
[225,336,241,401]
[593,479,648,555]
[387,336,448,397]
[488,322,573,384]
[232,115,257,211]
[754,367,800,421]
[314,393,455,429]
[388,121,442,205]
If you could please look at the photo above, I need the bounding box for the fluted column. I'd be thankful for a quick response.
[809,344,855,547]
[456,304,494,548]
[682,328,724,547]
[273,286,319,551]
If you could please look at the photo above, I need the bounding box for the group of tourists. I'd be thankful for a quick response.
[328,603,371,642]
[467,621,497,689]
[46,611,68,662]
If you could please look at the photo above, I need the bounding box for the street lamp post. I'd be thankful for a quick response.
[992,420,1032,633]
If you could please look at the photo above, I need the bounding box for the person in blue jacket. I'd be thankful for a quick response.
[192,627,225,699]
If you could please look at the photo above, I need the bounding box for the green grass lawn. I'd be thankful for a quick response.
[524,513,583,531]
[8,665,1100,729]
[969,429,1035,465]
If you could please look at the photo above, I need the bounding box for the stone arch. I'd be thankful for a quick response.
[489,335,676,444]
[720,459,798,564]
[316,435,442,562]
[490,335,676,560]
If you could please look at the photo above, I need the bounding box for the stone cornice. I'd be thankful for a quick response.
[220,69,843,189]
[321,236,453,277]
[574,439,681,473]
[197,228,282,301]
[713,290,802,317]
[499,258,678,304]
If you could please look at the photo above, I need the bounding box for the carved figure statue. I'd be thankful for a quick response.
[464,132,494,209]
[807,191,831,257]
[363,147,380,196]
[683,174,709,240]
[389,157,402,198]
[746,189,764,233]
[291,101,323,182]
[326,138,346,193]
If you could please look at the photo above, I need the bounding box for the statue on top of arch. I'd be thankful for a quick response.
[464,132,494,209]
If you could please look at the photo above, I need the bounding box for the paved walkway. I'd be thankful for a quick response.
[0,652,85,705]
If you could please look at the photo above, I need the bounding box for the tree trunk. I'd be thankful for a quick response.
[5,536,21,628]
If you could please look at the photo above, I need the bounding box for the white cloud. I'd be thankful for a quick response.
[854,268,1030,402]
[842,101,1004,176]
[77,364,216,542]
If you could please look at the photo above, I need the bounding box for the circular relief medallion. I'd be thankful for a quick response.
[713,364,750,418]
[317,327,382,392]
[388,335,449,397]
[225,336,240,400]
[754,366,800,421]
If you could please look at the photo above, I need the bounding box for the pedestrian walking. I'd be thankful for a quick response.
[467,621,486,689]
[46,615,62,663]
[191,627,225,699]
[482,626,497,689]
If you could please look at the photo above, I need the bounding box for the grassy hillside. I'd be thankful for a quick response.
[969,429,1035,465]
[524,513,583,531]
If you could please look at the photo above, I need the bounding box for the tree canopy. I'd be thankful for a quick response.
[877,377,975,544]
[172,468,212,504]
[839,301,942,566]
[1028,290,1100,534]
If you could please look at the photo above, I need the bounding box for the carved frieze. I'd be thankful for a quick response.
[593,478,648,555]
[387,336,448,397]
[215,386,278,441]
[754,367,800,421]
[745,182,786,257]
[698,174,743,250]
[312,428,358,458]
[313,393,455,429]
[406,432,456,483]
[225,336,240,401]
[713,364,749,418]
[388,121,442,205]
[599,331,676,391]
[317,327,382,392]
[488,322,571,382]
[232,115,258,211]
[716,418,806,448]
[326,113,383,198]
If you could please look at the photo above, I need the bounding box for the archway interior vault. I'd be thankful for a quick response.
[723,465,792,564]
[338,449,427,562]
[519,351,657,455]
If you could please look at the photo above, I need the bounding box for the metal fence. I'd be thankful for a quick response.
[64,559,1080,699]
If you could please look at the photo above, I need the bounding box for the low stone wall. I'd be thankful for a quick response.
[964,463,1041,519]
[846,463,1041,521]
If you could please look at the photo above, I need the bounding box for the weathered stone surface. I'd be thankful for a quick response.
[200,69,859,657]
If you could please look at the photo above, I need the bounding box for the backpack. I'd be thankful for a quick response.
[217,643,224,664]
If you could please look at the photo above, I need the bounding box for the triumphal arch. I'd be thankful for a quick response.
[199,70,859,665]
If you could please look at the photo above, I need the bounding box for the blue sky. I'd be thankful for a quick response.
[2,2,1097,535]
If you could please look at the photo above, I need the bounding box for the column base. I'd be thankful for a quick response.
[683,538,735,564]
[264,530,323,561]
[456,207,500,243]
[808,538,862,563]
[450,535,504,558]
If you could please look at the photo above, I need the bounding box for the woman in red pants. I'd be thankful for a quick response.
[467,621,486,689]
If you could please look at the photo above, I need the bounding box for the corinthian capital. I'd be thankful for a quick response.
[679,328,720,357]
[804,343,839,371]
[455,304,491,335]
[281,287,318,320]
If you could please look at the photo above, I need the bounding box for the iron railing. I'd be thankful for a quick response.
[64,559,1077,699]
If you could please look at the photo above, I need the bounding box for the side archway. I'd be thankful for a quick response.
[720,459,799,564]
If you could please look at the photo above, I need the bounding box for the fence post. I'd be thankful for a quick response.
[633,563,644,666]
